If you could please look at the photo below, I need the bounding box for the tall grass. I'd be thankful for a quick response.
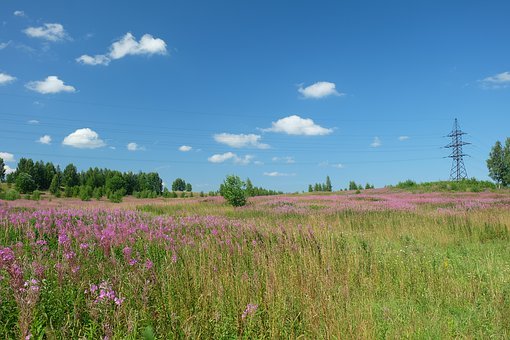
[1,194,510,338]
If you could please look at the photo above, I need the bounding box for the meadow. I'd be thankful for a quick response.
[1,190,510,339]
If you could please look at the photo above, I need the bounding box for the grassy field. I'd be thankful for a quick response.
[1,191,510,338]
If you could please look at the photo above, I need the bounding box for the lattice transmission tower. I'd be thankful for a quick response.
[445,118,469,181]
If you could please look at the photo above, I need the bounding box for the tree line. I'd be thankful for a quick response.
[2,157,164,201]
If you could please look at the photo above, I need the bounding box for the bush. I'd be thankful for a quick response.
[109,190,124,203]
[32,190,42,201]
[3,189,20,200]
[80,185,93,201]
[64,186,73,198]
[220,175,247,207]
[15,172,36,194]
[93,187,103,200]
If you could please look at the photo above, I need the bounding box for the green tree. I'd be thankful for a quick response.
[325,176,332,192]
[245,178,254,197]
[0,157,5,182]
[106,174,126,193]
[221,175,247,207]
[308,184,313,192]
[349,181,358,191]
[172,178,186,191]
[185,183,192,192]
[15,172,36,194]
[487,140,507,187]
[49,174,60,195]
[62,164,80,188]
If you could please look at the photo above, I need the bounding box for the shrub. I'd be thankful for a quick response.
[64,186,73,198]
[220,175,247,207]
[80,186,93,201]
[15,172,36,194]
[3,189,20,200]
[32,190,42,201]
[109,190,124,203]
[93,187,103,200]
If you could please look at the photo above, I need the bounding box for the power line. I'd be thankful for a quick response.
[4,150,444,166]
[0,91,453,123]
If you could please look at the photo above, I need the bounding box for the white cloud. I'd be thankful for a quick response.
[398,136,410,141]
[272,156,295,164]
[28,119,39,125]
[76,54,110,66]
[0,41,11,50]
[234,155,254,165]
[0,152,15,162]
[14,10,26,17]
[179,145,192,152]
[298,81,343,99]
[264,115,333,136]
[62,128,106,149]
[207,152,254,165]
[3,164,15,175]
[26,76,76,94]
[214,133,270,149]
[110,33,167,59]
[23,23,69,42]
[319,161,344,168]
[37,135,51,144]
[77,32,167,66]
[0,73,16,85]
[480,71,510,89]
[208,152,236,163]
[263,171,295,177]
[127,142,145,151]
[370,136,382,147]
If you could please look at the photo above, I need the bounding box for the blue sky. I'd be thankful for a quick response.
[1,0,509,192]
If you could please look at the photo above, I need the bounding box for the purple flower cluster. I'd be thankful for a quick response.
[89,281,125,306]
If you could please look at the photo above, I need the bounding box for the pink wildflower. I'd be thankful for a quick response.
[241,303,258,320]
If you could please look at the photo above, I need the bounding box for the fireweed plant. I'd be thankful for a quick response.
[1,191,510,338]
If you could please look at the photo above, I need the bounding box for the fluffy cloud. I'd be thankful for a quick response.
[272,156,295,164]
[0,152,15,162]
[26,76,76,94]
[207,152,254,165]
[76,54,110,66]
[23,23,69,42]
[370,136,382,147]
[208,152,236,163]
[28,120,40,125]
[480,71,510,89]
[127,142,145,151]
[213,133,269,149]
[62,128,106,149]
[14,10,26,17]
[298,81,343,99]
[398,136,410,141]
[0,73,16,85]
[264,115,333,136]
[179,145,192,152]
[110,33,167,59]
[77,32,167,66]
[263,171,295,177]
[37,135,52,144]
